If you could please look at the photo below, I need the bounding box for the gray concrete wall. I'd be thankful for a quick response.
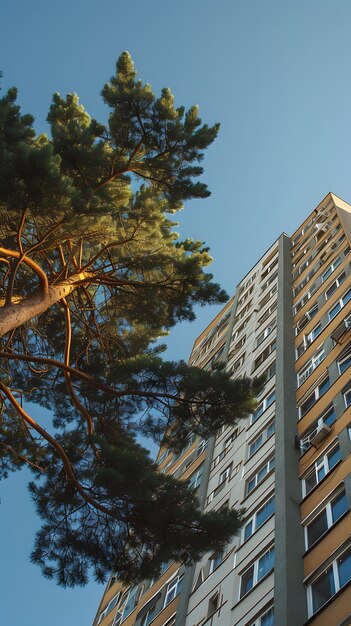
[274,233,307,625]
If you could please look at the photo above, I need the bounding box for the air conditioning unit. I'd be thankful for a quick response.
[310,422,331,446]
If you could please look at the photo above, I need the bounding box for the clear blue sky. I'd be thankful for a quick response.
[2,1,351,624]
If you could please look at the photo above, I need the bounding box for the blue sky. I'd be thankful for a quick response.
[2,1,351,624]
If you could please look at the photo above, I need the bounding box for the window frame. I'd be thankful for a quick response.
[328,288,351,321]
[251,389,275,424]
[298,376,330,419]
[242,494,275,542]
[302,444,341,497]
[239,545,275,598]
[304,488,348,549]
[307,545,351,616]
[246,455,275,495]
[163,573,184,608]
[248,420,275,458]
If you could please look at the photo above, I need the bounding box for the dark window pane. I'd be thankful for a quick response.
[319,377,330,396]
[339,353,351,374]
[338,548,351,588]
[256,497,275,528]
[301,394,316,417]
[323,407,336,427]
[244,520,253,541]
[261,608,274,626]
[305,470,317,494]
[331,492,348,523]
[258,548,274,580]
[328,446,341,470]
[307,510,328,547]
[312,567,335,613]
[241,566,254,596]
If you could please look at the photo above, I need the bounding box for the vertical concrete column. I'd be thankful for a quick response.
[174,435,216,626]
[274,234,307,625]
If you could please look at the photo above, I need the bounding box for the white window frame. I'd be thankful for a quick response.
[242,494,275,542]
[219,463,232,485]
[324,270,346,300]
[298,376,330,419]
[302,444,341,497]
[249,605,274,626]
[248,420,275,458]
[338,347,351,375]
[328,288,351,321]
[256,324,276,348]
[344,386,351,408]
[303,489,348,550]
[188,465,203,490]
[163,573,183,607]
[239,545,275,599]
[251,389,275,424]
[306,546,351,617]
[297,345,325,387]
[322,256,341,282]
[98,593,120,624]
[246,456,275,495]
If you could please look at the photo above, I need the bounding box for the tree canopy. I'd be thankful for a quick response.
[0,52,263,586]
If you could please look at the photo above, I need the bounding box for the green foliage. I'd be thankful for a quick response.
[0,53,262,587]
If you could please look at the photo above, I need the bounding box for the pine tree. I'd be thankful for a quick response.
[0,53,263,586]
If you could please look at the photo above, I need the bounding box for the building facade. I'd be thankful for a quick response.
[93,193,351,626]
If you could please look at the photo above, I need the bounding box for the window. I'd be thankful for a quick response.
[97,593,120,624]
[303,445,341,496]
[325,271,346,300]
[294,284,317,314]
[338,346,351,375]
[240,546,275,598]
[297,346,325,387]
[141,603,157,626]
[295,303,318,333]
[164,574,183,607]
[113,589,130,626]
[261,271,278,293]
[243,495,275,541]
[231,352,246,374]
[252,340,276,372]
[248,421,275,458]
[251,390,275,423]
[212,430,238,468]
[250,606,274,626]
[232,318,249,340]
[344,385,351,408]
[261,256,278,279]
[328,288,351,321]
[299,376,330,418]
[209,549,224,574]
[307,546,351,616]
[197,439,208,456]
[246,456,275,495]
[261,360,276,382]
[257,300,277,327]
[256,324,276,348]
[258,285,278,310]
[157,450,169,465]
[207,592,220,617]
[305,489,348,549]
[188,465,204,490]
[322,257,341,282]
[219,463,232,485]
[296,323,323,358]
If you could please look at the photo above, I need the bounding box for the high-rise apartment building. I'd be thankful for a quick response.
[93,192,351,626]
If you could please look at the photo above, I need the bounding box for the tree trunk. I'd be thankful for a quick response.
[0,271,92,337]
